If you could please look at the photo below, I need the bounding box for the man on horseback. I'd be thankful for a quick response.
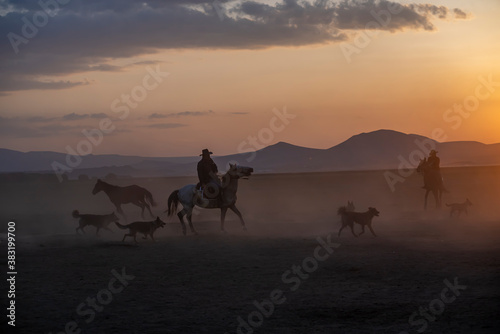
[197,149,222,203]
[427,149,440,170]
[424,150,447,192]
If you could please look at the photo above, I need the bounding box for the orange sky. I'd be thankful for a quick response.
[0,0,499,157]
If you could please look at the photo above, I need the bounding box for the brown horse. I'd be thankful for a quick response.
[416,158,444,209]
[92,179,157,219]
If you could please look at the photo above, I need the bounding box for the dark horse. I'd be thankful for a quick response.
[92,179,157,219]
[416,158,444,209]
[165,164,253,235]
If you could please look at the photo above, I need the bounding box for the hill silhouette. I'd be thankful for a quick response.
[1,129,500,178]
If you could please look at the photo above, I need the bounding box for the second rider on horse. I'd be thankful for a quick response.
[424,150,447,192]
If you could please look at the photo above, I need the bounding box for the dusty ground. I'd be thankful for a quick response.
[1,166,499,333]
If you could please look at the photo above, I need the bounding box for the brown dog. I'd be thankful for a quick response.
[115,216,166,243]
[73,210,119,236]
[338,206,380,237]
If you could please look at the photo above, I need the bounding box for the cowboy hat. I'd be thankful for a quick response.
[200,148,213,156]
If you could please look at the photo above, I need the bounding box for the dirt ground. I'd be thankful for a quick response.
[1,166,499,333]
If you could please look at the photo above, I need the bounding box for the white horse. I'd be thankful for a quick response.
[165,164,253,235]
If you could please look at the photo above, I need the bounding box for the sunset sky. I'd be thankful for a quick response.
[0,0,499,157]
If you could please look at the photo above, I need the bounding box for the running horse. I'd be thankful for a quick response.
[165,164,253,235]
[92,179,157,219]
[416,158,444,209]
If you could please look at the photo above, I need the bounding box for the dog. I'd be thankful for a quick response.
[446,198,472,218]
[115,216,166,243]
[73,210,119,236]
[338,206,379,237]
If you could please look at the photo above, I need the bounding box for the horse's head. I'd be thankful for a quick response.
[225,164,254,180]
[416,158,427,173]
[92,179,104,195]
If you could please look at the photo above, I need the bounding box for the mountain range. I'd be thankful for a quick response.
[1,129,500,179]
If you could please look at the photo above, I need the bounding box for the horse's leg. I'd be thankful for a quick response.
[221,207,228,232]
[186,207,197,235]
[145,202,154,218]
[433,189,439,209]
[115,203,126,220]
[133,201,146,219]
[140,205,145,219]
[359,225,365,236]
[138,199,154,218]
[177,209,187,236]
[424,190,430,210]
[229,204,247,231]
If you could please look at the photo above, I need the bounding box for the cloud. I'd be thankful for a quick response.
[333,1,469,32]
[0,114,112,138]
[0,116,81,138]
[0,0,470,92]
[452,8,470,20]
[62,113,108,121]
[0,77,89,92]
[142,123,187,129]
[25,115,57,122]
[230,112,249,115]
[149,110,214,118]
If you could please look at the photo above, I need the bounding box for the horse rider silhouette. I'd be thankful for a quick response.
[424,149,447,192]
[197,148,222,201]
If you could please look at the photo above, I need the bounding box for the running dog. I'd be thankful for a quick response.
[446,199,472,218]
[115,216,166,243]
[73,210,119,236]
[338,206,380,237]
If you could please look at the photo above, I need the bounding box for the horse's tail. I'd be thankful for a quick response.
[115,222,130,229]
[72,210,80,218]
[144,189,157,207]
[165,190,179,216]
[337,206,347,216]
